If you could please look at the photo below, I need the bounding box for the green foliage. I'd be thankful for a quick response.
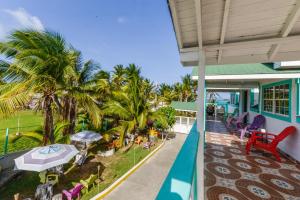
[0,143,153,200]
[155,106,176,130]
[0,28,192,148]
[103,64,162,146]
[157,74,197,104]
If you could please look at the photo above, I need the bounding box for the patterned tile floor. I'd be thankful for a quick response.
[205,119,300,200]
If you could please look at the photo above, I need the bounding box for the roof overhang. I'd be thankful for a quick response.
[168,0,300,66]
[192,73,300,81]
[170,101,197,112]
[206,82,259,90]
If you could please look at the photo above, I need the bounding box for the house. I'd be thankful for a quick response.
[170,101,197,134]
[170,98,236,134]
[191,62,300,161]
[157,0,300,199]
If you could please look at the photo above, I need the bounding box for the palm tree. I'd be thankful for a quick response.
[173,82,183,101]
[0,30,72,144]
[60,51,109,135]
[104,64,166,146]
[142,78,156,102]
[112,65,125,90]
[158,83,175,104]
[181,74,192,102]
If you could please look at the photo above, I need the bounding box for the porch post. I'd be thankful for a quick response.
[196,50,205,200]
[239,90,244,115]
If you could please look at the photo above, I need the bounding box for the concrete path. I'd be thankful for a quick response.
[104,133,187,200]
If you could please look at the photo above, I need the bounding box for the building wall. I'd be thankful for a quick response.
[247,79,300,161]
[172,116,196,134]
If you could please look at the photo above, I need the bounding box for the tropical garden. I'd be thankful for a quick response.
[0,29,197,199]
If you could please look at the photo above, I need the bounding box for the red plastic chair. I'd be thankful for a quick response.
[245,126,296,162]
[62,183,83,200]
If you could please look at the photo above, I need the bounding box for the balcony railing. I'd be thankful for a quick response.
[156,122,199,199]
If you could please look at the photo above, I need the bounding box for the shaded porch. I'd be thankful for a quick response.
[205,119,300,200]
[161,0,300,198]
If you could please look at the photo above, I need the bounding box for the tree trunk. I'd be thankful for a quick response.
[43,95,54,145]
[68,97,77,135]
[53,94,63,115]
[62,96,70,135]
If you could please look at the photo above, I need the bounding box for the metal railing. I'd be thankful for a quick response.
[156,122,199,199]
[173,116,196,134]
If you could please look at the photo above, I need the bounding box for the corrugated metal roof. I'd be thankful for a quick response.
[170,101,197,112]
[192,63,300,76]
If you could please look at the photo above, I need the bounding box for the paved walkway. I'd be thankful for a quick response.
[104,133,186,200]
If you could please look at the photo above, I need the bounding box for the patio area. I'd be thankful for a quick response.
[204,120,300,200]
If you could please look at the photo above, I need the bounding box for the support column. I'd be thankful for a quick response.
[196,50,205,200]
[239,90,244,115]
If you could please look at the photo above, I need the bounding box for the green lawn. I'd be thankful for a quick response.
[81,145,152,200]
[0,143,157,200]
[0,110,43,154]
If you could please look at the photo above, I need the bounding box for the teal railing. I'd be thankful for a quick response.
[156,122,199,200]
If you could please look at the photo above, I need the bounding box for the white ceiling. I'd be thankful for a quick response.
[168,0,300,66]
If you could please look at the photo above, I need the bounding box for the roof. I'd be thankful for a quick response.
[192,63,300,77]
[168,0,300,65]
[170,101,197,112]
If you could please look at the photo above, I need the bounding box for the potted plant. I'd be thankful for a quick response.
[149,128,158,142]
[98,138,117,157]
[206,103,215,116]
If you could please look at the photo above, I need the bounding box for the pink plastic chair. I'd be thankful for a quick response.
[226,112,248,130]
[62,183,83,200]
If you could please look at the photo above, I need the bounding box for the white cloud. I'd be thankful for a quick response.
[117,17,127,24]
[4,8,44,31]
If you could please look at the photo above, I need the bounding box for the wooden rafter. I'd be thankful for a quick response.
[217,0,231,64]
[194,0,203,48]
[268,1,300,60]
[168,0,183,49]
[204,35,300,51]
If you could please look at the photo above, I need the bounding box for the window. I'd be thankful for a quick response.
[250,88,259,112]
[181,117,187,125]
[274,84,289,115]
[262,80,291,122]
[189,118,195,125]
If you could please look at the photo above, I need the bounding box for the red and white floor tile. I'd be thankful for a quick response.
[204,120,300,200]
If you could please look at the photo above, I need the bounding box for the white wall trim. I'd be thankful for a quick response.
[192,73,300,80]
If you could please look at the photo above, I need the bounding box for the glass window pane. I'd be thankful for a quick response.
[175,117,180,124]
[181,117,187,125]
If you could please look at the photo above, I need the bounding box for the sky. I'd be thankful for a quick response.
[0,0,192,84]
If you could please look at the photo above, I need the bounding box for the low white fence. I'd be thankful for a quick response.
[172,116,196,134]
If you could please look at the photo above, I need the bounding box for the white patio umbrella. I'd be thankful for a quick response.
[70,130,102,143]
[14,144,79,172]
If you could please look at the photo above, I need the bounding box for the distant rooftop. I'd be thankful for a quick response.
[170,101,197,112]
